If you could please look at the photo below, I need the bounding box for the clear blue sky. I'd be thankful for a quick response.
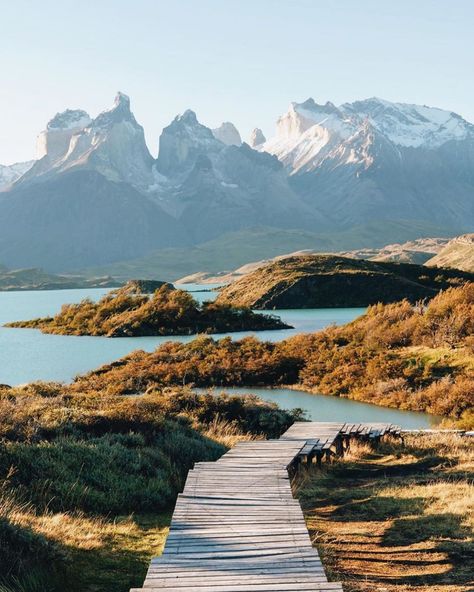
[1,0,473,163]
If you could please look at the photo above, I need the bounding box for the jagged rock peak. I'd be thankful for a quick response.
[47,109,92,130]
[176,109,199,124]
[37,109,92,159]
[93,91,137,127]
[156,110,219,176]
[249,128,266,147]
[294,98,342,117]
[212,122,242,146]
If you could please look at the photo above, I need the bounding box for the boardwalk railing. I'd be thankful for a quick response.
[131,422,401,592]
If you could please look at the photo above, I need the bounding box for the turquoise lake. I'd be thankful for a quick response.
[0,285,364,385]
[0,285,440,427]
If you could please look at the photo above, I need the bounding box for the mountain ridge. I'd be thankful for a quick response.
[1,92,473,272]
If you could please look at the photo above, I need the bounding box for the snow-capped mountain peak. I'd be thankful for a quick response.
[22,92,153,190]
[261,96,474,173]
[342,97,473,148]
[262,98,356,171]
[37,109,92,159]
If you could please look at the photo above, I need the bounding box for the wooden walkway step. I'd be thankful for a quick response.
[131,422,401,592]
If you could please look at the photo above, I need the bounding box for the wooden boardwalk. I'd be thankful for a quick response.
[131,422,400,592]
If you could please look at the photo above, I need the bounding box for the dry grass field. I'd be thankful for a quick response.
[298,434,474,592]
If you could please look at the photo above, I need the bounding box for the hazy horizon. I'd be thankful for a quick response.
[1,0,473,164]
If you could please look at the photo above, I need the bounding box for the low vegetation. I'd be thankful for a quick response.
[298,433,474,592]
[0,382,301,592]
[216,254,474,308]
[6,282,289,336]
[74,284,474,427]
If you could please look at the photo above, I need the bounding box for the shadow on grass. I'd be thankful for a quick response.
[301,453,473,590]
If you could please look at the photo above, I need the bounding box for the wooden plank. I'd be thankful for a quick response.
[130,421,366,592]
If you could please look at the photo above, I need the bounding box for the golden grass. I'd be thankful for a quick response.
[298,434,474,592]
[403,345,474,372]
[201,416,262,448]
[4,503,170,592]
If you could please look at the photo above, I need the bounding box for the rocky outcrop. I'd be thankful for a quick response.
[249,128,266,147]
[212,122,241,146]
[216,254,474,309]
[36,109,92,160]
[156,110,221,177]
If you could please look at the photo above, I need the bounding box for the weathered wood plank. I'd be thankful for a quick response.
[130,421,404,592]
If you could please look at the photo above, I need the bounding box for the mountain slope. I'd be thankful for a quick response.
[153,110,324,242]
[260,97,474,234]
[0,160,34,190]
[0,170,186,270]
[426,234,474,272]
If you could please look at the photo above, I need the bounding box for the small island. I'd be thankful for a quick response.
[6,281,291,337]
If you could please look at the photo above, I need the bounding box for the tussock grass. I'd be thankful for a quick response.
[0,383,299,592]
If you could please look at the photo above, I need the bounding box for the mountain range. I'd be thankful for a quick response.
[0,93,473,272]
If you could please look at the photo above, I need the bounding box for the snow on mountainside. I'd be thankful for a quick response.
[36,109,92,160]
[259,96,474,236]
[261,97,474,173]
[0,160,35,190]
[343,98,471,148]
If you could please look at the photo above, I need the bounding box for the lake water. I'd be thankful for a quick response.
[0,285,365,385]
[0,285,442,427]
[195,387,441,429]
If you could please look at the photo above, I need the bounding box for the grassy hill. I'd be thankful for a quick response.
[216,254,474,309]
[426,234,474,272]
